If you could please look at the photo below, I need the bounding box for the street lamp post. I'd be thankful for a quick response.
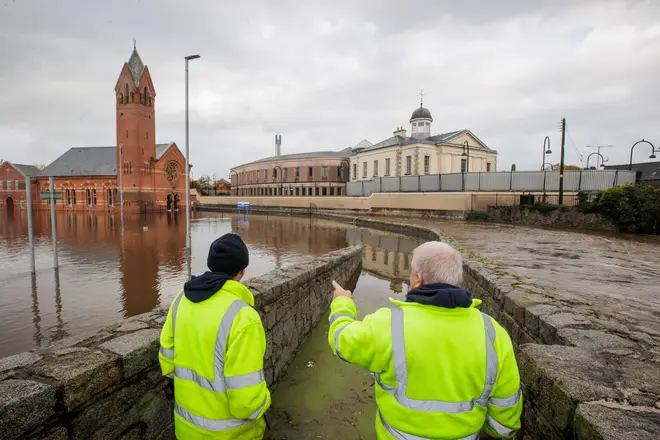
[586,152,607,170]
[461,141,470,172]
[542,162,553,170]
[629,139,657,170]
[184,54,200,278]
[542,136,552,171]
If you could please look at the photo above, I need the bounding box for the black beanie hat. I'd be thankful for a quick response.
[207,233,249,275]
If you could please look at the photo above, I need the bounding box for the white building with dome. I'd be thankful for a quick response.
[349,101,498,181]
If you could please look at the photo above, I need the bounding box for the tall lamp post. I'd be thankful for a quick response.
[461,141,470,172]
[629,139,657,170]
[542,136,552,171]
[586,152,607,170]
[542,162,553,170]
[184,54,200,277]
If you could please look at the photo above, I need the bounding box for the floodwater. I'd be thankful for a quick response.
[0,210,419,362]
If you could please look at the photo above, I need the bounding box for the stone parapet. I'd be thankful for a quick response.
[0,247,362,440]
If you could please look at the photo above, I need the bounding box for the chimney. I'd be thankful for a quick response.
[275,134,282,156]
[393,127,407,137]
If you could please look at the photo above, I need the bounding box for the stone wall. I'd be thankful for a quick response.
[479,205,617,232]
[317,215,659,440]
[0,247,362,440]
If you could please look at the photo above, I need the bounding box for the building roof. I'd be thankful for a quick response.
[355,129,490,154]
[127,48,146,87]
[39,147,117,177]
[156,142,174,160]
[234,147,352,168]
[410,105,433,121]
[604,161,660,181]
[13,164,41,177]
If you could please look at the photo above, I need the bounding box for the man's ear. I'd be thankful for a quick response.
[413,275,423,289]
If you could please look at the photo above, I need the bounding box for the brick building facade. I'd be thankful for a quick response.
[0,162,40,215]
[6,46,189,213]
[230,150,351,197]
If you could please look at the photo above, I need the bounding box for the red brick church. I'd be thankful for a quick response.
[1,45,189,213]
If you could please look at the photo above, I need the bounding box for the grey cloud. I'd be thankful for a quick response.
[1,0,659,175]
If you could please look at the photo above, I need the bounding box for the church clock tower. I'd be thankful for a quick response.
[115,43,157,200]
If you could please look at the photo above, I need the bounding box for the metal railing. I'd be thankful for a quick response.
[346,170,636,196]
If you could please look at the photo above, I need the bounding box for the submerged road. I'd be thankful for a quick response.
[395,219,660,342]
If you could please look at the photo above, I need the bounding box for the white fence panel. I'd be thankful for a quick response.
[479,172,513,191]
[401,176,419,192]
[440,173,463,191]
[420,175,440,191]
[381,177,400,192]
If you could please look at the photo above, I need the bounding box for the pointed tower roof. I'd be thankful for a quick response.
[127,42,146,87]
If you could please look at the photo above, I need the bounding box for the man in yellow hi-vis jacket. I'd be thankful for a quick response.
[329,241,522,439]
[159,233,271,440]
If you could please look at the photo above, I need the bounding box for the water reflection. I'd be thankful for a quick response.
[0,211,424,357]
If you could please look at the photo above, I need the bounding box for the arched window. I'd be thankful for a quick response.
[65,189,70,205]
[119,93,123,105]
[130,92,134,103]
[144,87,148,105]
[107,189,113,206]
[113,189,118,205]
[124,84,129,103]
[86,189,91,206]
[92,189,97,206]
[72,189,76,205]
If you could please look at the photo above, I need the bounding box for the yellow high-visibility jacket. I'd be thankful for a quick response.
[329,294,522,440]
[159,280,271,440]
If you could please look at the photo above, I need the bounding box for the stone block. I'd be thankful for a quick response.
[539,313,591,345]
[117,320,150,332]
[503,291,552,328]
[71,373,153,440]
[0,351,42,378]
[100,329,160,378]
[556,328,636,350]
[32,348,121,410]
[574,402,660,440]
[519,344,622,434]
[0,379,57,440]
[523,304,559,336]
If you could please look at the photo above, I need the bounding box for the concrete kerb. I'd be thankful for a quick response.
[197,204,660,438]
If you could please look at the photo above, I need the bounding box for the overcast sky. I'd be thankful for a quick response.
[1,0,659,178]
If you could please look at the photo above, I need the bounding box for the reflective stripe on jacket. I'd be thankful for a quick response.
[328,296,522,440]
[159,281,271,440]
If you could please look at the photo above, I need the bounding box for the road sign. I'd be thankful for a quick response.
[40,191,62,200]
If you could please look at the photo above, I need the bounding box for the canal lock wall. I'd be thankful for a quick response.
[0,247,362,440]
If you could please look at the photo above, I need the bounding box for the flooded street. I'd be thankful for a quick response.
[0,212,353,357]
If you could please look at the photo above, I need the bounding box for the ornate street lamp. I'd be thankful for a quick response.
[542,136,552,171]
[629,139,657,170]
[586,152,607,170]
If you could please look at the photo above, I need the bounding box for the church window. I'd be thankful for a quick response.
[72,189,76,205]
[130,93,134,103]
[86,189,91,206]
[124,84,129,103]
[65,190,70,205]
[92,189,97,206]
[107,189,113,206]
